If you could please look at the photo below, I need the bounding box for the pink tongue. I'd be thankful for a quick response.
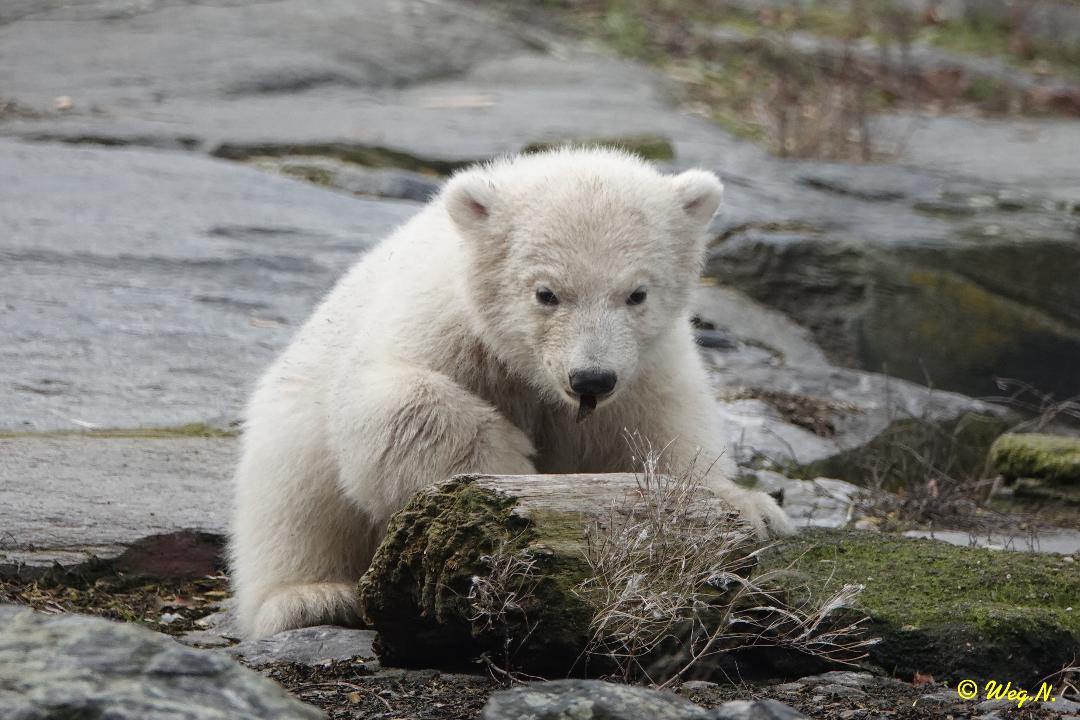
[576,394,598,423]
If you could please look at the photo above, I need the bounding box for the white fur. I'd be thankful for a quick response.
[230,149,794,639]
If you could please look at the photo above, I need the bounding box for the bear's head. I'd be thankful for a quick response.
[444,149,722,417]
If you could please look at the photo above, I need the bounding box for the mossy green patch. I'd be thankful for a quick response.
[521,134,675,162]
[992,433,1080,485]
[278,163,336,187]
[0,423,236,440]
[763,529,1080,684]
[212,142,471,176]
[857,263,1080,399]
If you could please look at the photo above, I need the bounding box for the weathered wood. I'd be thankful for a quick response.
[357,473,730,674]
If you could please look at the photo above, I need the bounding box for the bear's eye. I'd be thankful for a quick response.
[627,287,647,306]
[536,287,559,306]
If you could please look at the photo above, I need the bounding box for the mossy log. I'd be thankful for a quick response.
[357,473,730,675]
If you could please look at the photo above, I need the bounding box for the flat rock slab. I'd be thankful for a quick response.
[481,680,808,720]
[0,139,416,431]
[0,604,322,719]
[0,0,747,165]
[0,435,235,565]
[228,625,378,668]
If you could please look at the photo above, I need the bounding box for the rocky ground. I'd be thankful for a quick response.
[1,0,1079,718]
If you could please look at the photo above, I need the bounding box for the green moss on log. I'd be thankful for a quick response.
[357,476,596,674]
[992,433,1080,485]
[763,529,1080,684]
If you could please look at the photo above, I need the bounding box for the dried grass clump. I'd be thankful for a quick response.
[574,433,875,686]
[466,546,543,684]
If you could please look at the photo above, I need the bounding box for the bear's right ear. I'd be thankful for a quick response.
[444,171,497,240]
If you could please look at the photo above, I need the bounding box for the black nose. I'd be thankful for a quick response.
[569,368,617,397]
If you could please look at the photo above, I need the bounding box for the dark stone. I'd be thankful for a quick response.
[695,328,741,350]
[112,530,226,581]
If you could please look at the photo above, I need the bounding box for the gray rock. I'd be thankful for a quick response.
[681,680,719,691]
[0,139,415,433]
[815,683,868,699]
[0,436,233,565]
[260,157,443,202]
[2,0,1079,407]
[0,605,322,719]
[1053,699,1080,714]
[228,625,378,667]
[796,671,876,689]
[0,0,746,168]
[481,680,810,720]
[746,471,873,528]
[706,341,1009,484]
[977,699,1011,711]
[711,699,810,720]
[481,680,714,720]
[706,190,1080,399]
[690,286,830,369]
[917,690,961,704]
[693,284,1010,484]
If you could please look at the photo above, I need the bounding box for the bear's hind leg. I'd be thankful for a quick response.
[231,399,372,639]
[250,582,360,638]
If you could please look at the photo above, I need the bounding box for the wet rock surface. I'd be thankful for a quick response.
[0,604,323,719]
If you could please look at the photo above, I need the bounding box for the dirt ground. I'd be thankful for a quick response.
[245,662,1070,720]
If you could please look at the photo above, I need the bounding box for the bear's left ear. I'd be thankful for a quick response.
[444,170,497,241]
[671,169,724,226]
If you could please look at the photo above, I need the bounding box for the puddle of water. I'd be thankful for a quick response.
[904,528,1080,555]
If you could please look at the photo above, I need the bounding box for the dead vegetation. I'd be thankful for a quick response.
[466,546,546,684]
[720,388,858,437]
[572,434,875,686]
[854,378,1080,534]
[0,563,229,636]
[490,0,1080,160]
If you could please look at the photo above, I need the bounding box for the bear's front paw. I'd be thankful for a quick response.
[713,484,796,540]
[476,422,537,476]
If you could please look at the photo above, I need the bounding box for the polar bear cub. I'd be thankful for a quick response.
[230,148,793,639]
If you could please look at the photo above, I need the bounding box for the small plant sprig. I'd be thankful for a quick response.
[466,544,543,686]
